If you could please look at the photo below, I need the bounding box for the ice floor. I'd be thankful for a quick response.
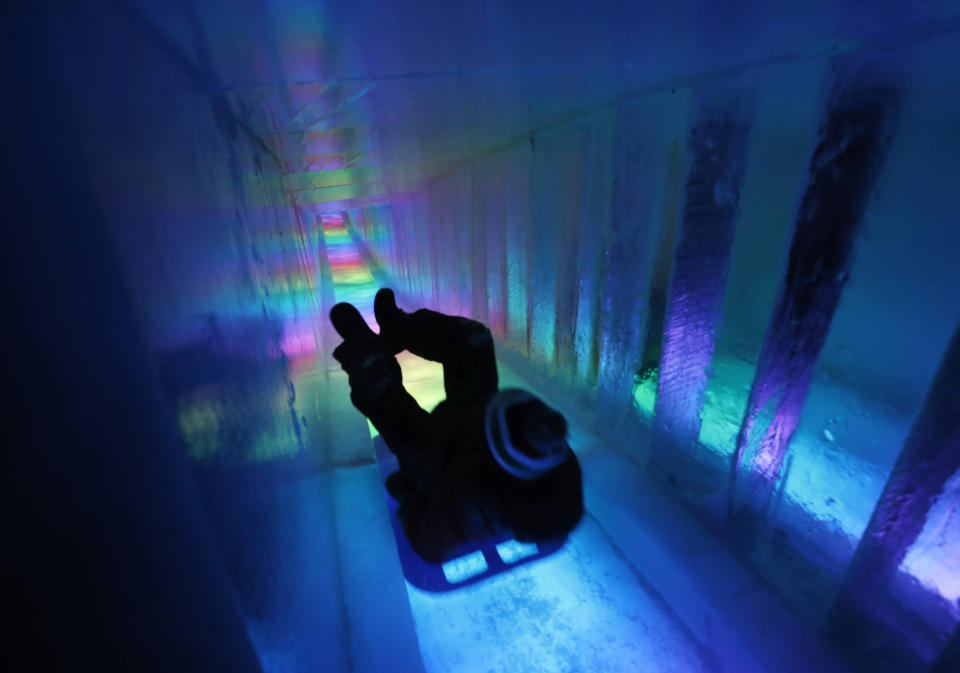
[221,214,848,673]
[404,495,715,673]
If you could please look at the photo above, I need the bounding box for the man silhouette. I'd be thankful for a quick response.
[330,289,582,562]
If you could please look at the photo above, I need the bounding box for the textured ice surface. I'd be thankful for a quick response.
[408,517,717,673]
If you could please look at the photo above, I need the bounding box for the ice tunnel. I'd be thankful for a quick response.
[4,1,960,672]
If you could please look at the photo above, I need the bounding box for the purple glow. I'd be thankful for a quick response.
[652,107,750,481]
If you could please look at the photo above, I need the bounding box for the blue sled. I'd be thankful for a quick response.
[373,436,567,592]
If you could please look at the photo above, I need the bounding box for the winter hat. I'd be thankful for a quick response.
[484,388,570,480]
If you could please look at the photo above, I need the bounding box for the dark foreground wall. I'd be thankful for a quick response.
[1,5,264,670]
[2,1,364,671]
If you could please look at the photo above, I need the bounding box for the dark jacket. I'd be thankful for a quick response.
[394,398,583,563]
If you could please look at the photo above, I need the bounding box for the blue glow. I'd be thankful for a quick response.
[441,551,489,584]
[495,539,540,564]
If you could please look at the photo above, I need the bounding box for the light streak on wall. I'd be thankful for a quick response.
[652,96,751,487]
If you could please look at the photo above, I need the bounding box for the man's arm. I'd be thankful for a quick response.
[396,456,491,563]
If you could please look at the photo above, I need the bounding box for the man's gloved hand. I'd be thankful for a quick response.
[330,301,401,409]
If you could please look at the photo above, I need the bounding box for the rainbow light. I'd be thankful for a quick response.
[321,212,446,440]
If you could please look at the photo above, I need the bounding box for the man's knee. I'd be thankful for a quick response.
[457,319,493,349]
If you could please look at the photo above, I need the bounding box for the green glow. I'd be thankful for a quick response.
[177,394,222,463]
[397,353,445,411]
[323,214,447,444]
[695,355,754,458]
[176,386,301,466]
[367,351,446,440]
[631,358,750,460]
[632,370,658,419]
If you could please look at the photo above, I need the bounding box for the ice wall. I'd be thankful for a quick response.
[3,2,376,671]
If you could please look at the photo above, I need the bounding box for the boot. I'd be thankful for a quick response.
[374,288,408,354]
[330,301,376,343]
[330,301,384,372]
[329,301,401,409]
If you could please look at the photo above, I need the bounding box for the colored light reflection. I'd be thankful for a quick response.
[321,211,447,444]
[321,212,379,326]
[632,371,658,419]
[165,205,322,466]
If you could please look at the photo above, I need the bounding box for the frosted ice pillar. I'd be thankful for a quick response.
[651,93,751,488]
[729,63,900,524]
[595,99,667,429]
